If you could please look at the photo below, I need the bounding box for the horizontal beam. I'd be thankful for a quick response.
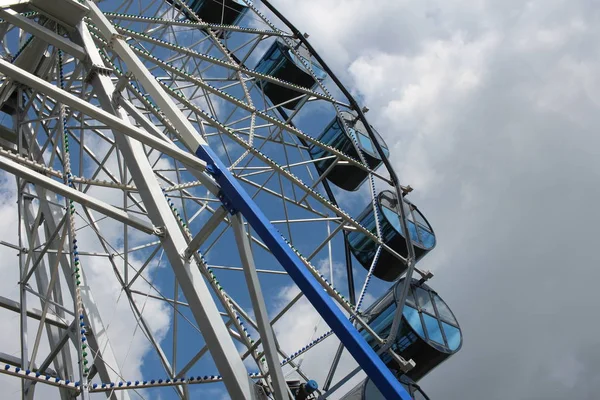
[0,57,209,176]
[0,352,57,376]
[0,295,70,330]
[88,374,243,392]
[0,363,79,391]
[0,154,156,234]
[0,8,87,60]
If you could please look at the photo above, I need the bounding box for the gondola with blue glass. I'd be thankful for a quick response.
[254,40,326,109]
[309,111,390,191]
[166,0,248,32]
[184,0,248,26]
[348,190,436,281]
[361,279,462,382]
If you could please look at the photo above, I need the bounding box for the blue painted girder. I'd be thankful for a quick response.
[195,144,412,400]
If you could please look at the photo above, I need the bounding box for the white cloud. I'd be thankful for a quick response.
[257,1,600,399]
[348,32,499,191]
[4,1,600,399]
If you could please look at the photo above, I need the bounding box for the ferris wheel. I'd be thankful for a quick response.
[0,1,463,399]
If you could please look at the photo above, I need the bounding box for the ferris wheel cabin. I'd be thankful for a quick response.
[362,279,462,382]
[340,375,430,400]
[183,0,249,26]
[348,190,436,281]
[309,111,390,191]
[254,40,326,109]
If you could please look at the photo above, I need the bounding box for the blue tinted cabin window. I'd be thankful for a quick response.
[422,313,444,346]
[310,112,391,192]
[255,42,286,76]
[362,301,433,365]
[288,51,327,80]
[406,288,416,306]
[361,301,395,348]
[347,204,379,260]
[187,0,248,28]
[348,191,437,281]
[381,204,435,250]
[402,306,424,338]
[310,118,349,168]
[255,42,325,83]
[414,210,435,248]
[414,287,435,315]
[357,132,375,155]
[381,205,419,244]
[370,127,390,158]
[370,303,396,337]
[399,283,462,353]
[413,211,428,230]
[442,322,461,351]
[432,296,457,325]
[321,119,344,147]
[417,226,435,249]
[382,143,390,158]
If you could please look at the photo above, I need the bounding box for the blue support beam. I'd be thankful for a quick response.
[195,145,412,400]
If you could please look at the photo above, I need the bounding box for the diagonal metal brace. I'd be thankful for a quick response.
[195,144,412,400]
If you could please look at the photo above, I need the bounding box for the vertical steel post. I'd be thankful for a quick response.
[232,214,290,400]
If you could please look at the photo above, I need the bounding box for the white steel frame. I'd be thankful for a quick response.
[0,1,435,399]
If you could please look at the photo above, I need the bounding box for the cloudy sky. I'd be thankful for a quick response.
[1,0,599,399]
[267,0,600,398]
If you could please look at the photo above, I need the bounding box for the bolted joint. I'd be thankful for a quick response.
[416,269,434,286]
[181,248,192,261]
[153,226,166,237]
[388,350,416,373]
[204,162,220,177]
[108,33,126,49]
[341,224,357,232]
[218,191,237,215]
[112,71,134,106]
[400,184,413,196]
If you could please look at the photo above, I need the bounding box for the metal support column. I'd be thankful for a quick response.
[232,214,290,400]
[22,122,128,399]
[22,200,73,400]
[73,21,256,400]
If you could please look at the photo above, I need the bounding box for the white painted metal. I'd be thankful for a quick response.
[232,214,290,400]
[78,21,257,399]
[0,1,435,398]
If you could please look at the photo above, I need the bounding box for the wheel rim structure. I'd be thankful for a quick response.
[0,1,447,399]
